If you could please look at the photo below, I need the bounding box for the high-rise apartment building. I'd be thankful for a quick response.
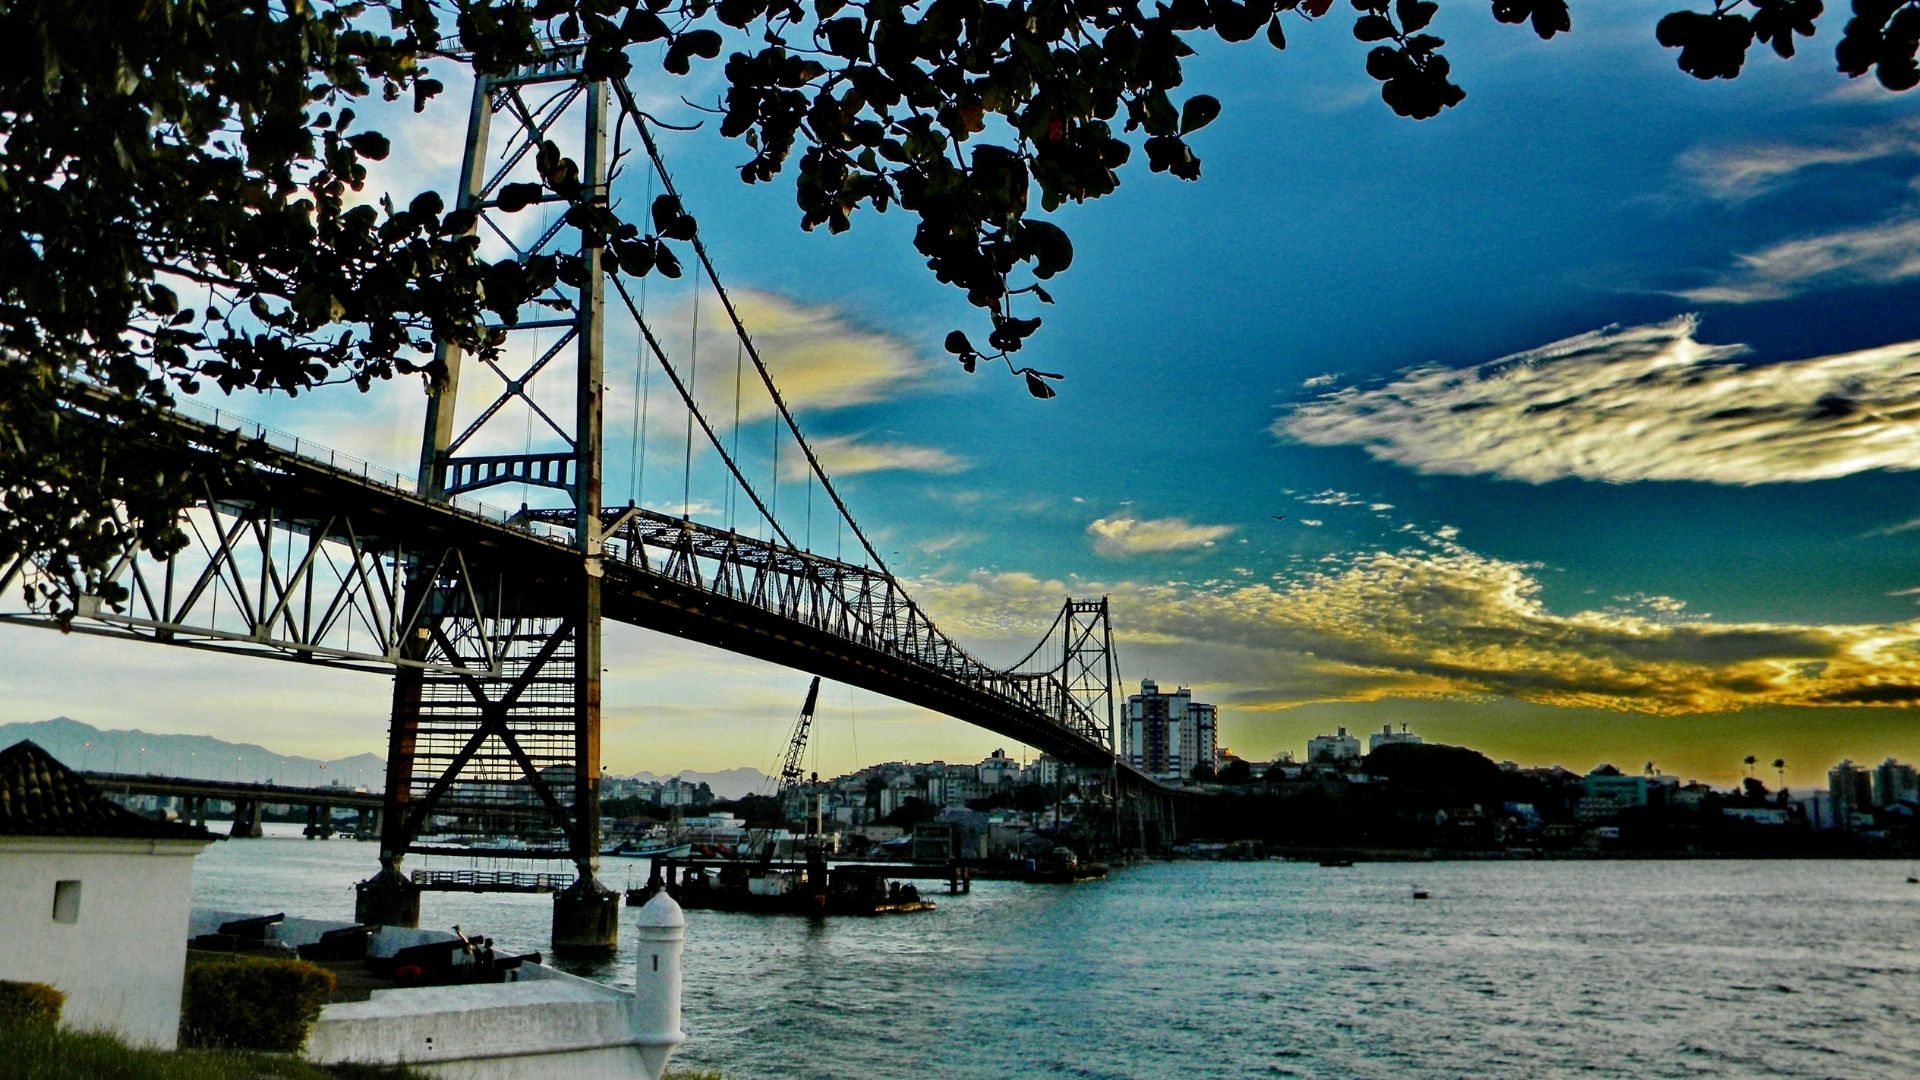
[1829,759,1873,828]
[1122,679,1218,781]
[1873,757,1919,808]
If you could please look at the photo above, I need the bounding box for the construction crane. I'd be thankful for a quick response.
[777,676,823,798]
[746,676,821,867]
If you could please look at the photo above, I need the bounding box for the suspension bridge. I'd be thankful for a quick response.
[0,44,1170,949]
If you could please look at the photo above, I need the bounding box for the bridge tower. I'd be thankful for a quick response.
[1058,598,1117,751]
[1059,598,1119,846]
[355,46,618,949]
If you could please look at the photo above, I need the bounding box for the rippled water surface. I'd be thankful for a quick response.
[194,831,1920,1078]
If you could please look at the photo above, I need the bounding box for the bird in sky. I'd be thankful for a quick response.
[1271,515,1287,522]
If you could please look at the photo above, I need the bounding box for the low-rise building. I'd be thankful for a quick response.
[977,748,1022,787]
[1306,728,1362,768]
[0,740,214,1048]
[1576,766,1648,822]
[1367,724,1422,753]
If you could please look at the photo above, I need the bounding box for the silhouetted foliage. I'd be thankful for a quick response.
[1364,741,1504,793]
[1219,758,1253,784]
[879,795,939,828]
[3,0,1910,608]
[715,792,782,826]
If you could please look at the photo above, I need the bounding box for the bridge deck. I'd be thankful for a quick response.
[13,387,1164,790]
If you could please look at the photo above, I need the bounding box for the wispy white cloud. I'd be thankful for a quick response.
[1276,316,1920,486]
[919,531,982,554]
[788,434,968,480]
[1678,218,1920,304]
[1680,118,1920,201]
[1674,119,1920,303]
[1087,516,1236,557]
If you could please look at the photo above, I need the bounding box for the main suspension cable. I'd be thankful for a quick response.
[613,80,895,580]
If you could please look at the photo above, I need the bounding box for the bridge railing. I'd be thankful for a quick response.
[165,394,575,546]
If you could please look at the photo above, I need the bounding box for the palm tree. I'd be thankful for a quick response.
[1773,758,1785,786]
[1744,754,1757,778]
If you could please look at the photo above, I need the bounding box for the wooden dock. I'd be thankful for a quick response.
[409,869,572,893]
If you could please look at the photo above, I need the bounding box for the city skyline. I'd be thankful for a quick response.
[7,2,1920,787]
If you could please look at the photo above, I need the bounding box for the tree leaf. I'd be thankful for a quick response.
[1180,94,1222,134]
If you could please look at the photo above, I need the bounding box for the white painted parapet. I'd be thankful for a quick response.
[631,892,686,1080]
[301,902,688,1080]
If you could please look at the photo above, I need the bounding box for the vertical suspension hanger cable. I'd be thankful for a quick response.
[682,278,699,519]
[631,168,654,507]
[610,271,800,551]
[728,338,743,532]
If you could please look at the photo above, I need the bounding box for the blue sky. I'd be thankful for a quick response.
[7,2,1920,787]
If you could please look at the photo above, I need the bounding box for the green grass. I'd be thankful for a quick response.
[0,1022,726,1080]
[0,1022,417,1080]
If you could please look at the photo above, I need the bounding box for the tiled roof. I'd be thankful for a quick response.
[0,740,213,840]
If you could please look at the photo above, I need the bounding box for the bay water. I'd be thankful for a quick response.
[192,827,1920,1078]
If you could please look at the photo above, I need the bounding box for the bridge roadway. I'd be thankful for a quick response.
[19,389,1161,790]
[80,771,383,812]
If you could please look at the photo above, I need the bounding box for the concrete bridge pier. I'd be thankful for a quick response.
[353,806,379,839]
[552,875,619,953]
[304,803,339,839]
[228,797,264,838]
[355,864,421,928]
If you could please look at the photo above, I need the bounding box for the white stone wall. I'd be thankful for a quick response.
[305,975,652,1080]
[0,837,207,1048]
[304,893,685,1080]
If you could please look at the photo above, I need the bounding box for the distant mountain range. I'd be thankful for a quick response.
[0,717,769,799]
[0,717,389,789]
[621,767,771,801]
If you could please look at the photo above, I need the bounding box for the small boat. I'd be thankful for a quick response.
[1412,888,1430,900]
[1319,858,1355,868]
[1023,846,1108,884]
[627,841,692,860]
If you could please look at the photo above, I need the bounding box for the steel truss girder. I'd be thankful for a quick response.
[1,497,507,675]
[528,506,1113,750]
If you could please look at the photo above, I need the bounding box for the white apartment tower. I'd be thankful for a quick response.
[1123,679,1218,781]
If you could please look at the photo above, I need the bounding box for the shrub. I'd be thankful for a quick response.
[181,956,337,1052]
[0,979,64,1027]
